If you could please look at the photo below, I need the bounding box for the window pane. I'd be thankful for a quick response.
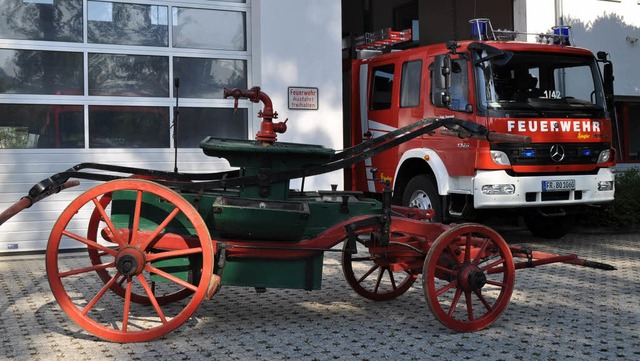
[174,58,247,98]
[178,107,247,147]
[0,0,82,42]
[449,59,469,111]
[0,104,84,149]
[555,66,596,103]
[476,51,606,114]
[89,53,169,97]
[370,64,394,110]
[88,1,168,47]
[0,49,83,95]
[625,103,640,161]
[173,8,246,51]
[89,106,169,148]
[400,60,422,108]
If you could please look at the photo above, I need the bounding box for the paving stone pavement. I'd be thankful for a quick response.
[0,229,638,361]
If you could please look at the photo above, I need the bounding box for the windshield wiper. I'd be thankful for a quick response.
[469,42,513,66]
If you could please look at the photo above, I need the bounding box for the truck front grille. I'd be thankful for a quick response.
[525,190,583,202]
[493,143,609,166]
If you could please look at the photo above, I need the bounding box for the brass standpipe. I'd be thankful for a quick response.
[223,86,288,144]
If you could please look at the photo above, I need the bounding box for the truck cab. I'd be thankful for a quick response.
[348,21,616,238]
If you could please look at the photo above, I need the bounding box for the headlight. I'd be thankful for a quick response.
[597,149,611,164]
[490,150,511,166]
[598,181,614,191]
[481,184,516,195]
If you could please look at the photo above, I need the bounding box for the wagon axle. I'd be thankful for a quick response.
[459,265,488,292]
[115,247,146,277]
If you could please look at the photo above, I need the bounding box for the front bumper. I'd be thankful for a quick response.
[473,168,615,209]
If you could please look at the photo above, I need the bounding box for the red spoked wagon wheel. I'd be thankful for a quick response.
[86,192,194,305]
[46,179,214,342]
[342,227,422,301]
[423,223,515,332]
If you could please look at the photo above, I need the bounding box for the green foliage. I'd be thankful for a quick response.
[582,167,640,229]
[0,126,29,148]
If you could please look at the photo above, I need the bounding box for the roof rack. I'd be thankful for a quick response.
[469,18,574,46]
[346,28,413,59]
[353,28,412,51]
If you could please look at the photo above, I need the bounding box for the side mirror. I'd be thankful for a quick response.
[603,62,614,98]
[597,51,614,99]
[433,55,452,107]
[596,51,608,62]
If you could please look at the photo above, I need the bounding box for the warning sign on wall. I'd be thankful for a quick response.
[288,87,318,110]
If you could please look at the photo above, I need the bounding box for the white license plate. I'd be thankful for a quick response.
[542,179,576,192]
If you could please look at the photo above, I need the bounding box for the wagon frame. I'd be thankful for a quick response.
[0,87,615,342]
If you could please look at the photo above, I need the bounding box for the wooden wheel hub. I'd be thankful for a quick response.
[115,246,146,277]
[458,264,486,292]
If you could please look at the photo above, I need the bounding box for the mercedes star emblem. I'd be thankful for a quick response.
[550,144,565,162]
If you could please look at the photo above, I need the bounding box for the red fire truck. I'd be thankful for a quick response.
[347,19,616,238]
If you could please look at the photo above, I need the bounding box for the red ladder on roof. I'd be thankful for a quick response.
[354,28,412,51]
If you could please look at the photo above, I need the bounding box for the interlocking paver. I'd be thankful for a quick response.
[0,229,638,361]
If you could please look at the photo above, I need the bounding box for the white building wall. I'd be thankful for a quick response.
[253,0,343,192]
[561,0,640,96]
[518,0,640,96]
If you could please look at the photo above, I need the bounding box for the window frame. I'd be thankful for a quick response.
[0,0,253,150]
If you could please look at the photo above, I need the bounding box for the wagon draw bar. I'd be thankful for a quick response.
[20,117,527,204]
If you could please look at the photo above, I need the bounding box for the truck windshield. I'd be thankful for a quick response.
[474,51,606,115]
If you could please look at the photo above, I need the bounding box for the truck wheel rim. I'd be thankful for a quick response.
[408,190,433,210]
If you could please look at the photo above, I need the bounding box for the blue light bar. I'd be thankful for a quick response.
[523,149,536,157]
[580,148,592,156]
[469,18,492,41]
[552,25,573,45]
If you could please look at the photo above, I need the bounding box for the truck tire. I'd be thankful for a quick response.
[523,214,575,239]
[402,175,442,222]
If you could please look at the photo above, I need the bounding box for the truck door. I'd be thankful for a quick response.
[427,54,477,177]
[358,61,399,192]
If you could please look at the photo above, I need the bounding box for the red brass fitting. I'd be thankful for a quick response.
[256,118,288,143]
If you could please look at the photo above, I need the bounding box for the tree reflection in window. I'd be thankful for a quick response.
[174,58,247,99]
[0,0,82,42]
[178,108,248,147]
[88,1,168,47]
[0,49,83,95]
[89,106,169,148]
[173,7,246,51]
[0,104,84,149]
[89,53,169,97]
